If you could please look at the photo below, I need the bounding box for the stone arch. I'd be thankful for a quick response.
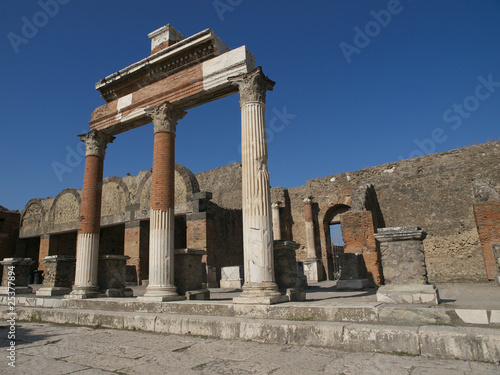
[101,177,131,217]
[137,164,200,210]
[20,199,45,230]
[49,188,81,226]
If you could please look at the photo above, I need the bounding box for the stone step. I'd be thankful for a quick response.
[4,305,500,364]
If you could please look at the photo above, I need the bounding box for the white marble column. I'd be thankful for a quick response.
[67,130,114,299]
[272,202,281,241]
[229,67,285,304]
[139,101,186,302]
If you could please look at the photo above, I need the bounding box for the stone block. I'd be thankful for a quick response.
[174,248,206,295]
[220,266,243,289]
[455,309,489,325]
[377,284,439,305]
[0,258,34,291]
[342,323,420,355]
[338,253,366,280]
[39,255,76,293]
[98,255,132,297]
[419,325,500,363]
[375,227,428,284]
[303,260,323,284]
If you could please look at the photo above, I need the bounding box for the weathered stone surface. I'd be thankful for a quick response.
[473,179,500,203]
[375,227,428,285]
[377,284,439,305]
[220,266,243,289]
[419,325,500,363]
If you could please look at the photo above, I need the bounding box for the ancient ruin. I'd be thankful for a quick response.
[1,25,499,307]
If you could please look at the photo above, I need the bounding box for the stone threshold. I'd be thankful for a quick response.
[2,306,499,364]
[2,295,500,328]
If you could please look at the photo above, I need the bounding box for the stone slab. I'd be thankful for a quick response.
[233,294,289,305]
[220,280,243,289]
[377,284,439,305]
[455,309,489,325]
[36,287,72,296]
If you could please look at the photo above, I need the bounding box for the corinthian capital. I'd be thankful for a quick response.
[145,101,187,134]
[228,67,275,105]
[78,130,115,157]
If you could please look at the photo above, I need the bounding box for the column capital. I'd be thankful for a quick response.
[78,130,115,157]
[145,101,186,134]
[271,201,281,209]
[303,196,313,205]
[228,66,275,105]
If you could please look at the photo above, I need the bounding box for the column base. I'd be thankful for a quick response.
[36,287,72,296]
[233,282,287,305]
[64,286,99,299]
[137,285,184,302]
[0,286,32,295]
[495,276,500,285]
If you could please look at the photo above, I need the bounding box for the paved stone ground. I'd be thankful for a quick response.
[1,322,499,374]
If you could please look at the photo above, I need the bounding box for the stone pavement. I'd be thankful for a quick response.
[2,322,500,375]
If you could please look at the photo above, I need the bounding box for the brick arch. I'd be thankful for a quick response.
[101,176,132,216]
[48,188,81,226]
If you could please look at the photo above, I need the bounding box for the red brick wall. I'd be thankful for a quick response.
[474,201,500,280]
[340,211,382,285]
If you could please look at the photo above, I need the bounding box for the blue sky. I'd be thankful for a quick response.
[1,0,499,211]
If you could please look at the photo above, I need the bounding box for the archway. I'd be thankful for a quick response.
[323,204,350,280]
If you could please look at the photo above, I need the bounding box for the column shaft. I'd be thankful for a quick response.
[141,101,185,301]
[67,130,113,299]
[229,67,284,304]
[272,203,281,241]
[304,199,317,260]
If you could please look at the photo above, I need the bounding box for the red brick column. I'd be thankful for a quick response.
[140,101,186,301]
[67,130,114,299]
[474,201,500,280]
[38,235,51,272]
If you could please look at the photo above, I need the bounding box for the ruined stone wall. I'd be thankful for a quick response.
[288,142,500,283]
[196,163,242,209]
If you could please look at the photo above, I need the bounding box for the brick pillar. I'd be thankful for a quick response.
[67,130,114,299]
[474,201,500,280]
[229,67,285,305]
[340,211,382,285]
[140,101,186,302]
[38,234,51,272]
[124,221,148,285]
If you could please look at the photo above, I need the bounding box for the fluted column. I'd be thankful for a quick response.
[229,67,285,304]
[139,101,186,302]
[67,130,114,299]
[272,202,281,241]
[304,197,318,261]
